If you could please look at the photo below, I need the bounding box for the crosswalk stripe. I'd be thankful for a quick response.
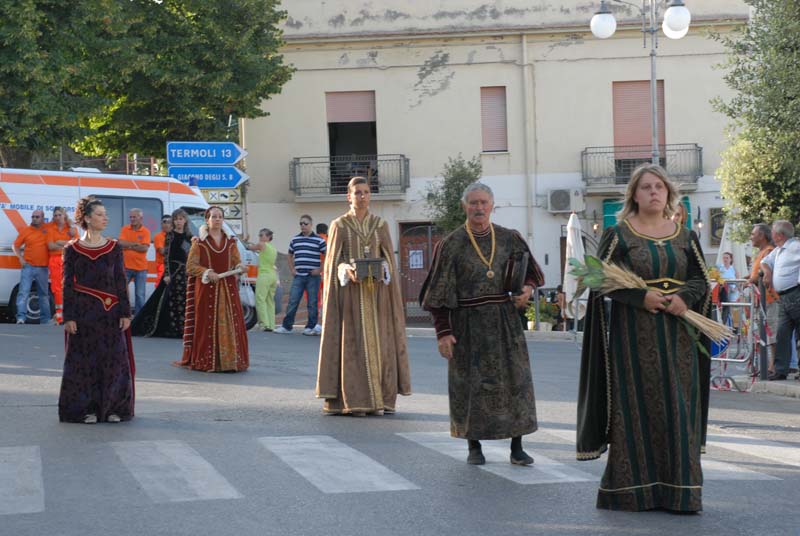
[0,446,44,515]
[111,440,242,503]
[540,428,783,481]
[707,432,800,468]
[398,432,595,485]
[259,435,419,494]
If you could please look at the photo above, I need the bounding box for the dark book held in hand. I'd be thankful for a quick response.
[353,258,384,281]
[504,251,529,295]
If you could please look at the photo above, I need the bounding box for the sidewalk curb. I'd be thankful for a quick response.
[725,375,800,400]
[406,327,581,342]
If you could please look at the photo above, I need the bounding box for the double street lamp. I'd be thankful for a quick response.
[590,1,692,165]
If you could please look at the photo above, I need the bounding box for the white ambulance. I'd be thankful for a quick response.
[0,168,257,327]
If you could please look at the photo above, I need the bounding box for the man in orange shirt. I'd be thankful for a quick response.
[154,214,172,284]
[118,208,151,314]
[45,207,77,324]
[12,210,52,324]
[748,223,780,373]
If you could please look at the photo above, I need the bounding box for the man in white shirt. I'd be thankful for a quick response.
[761,220,800,380]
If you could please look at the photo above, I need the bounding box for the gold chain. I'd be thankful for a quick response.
[464,221,496,278]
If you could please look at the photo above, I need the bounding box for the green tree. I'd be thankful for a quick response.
[426,155,482,233]
[0,0,293,167]
[77,0,293,158]
[0,0,125,167]
[713,0,800,226]
[717,128,800,230]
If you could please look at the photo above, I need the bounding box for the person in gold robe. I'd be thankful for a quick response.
[316,176,411,416]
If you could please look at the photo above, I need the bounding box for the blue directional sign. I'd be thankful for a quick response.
[168,166,250,189]
[167,141,247,165]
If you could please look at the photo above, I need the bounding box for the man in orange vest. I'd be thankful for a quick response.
[154,214,172,284]
[12,210,52,324]
[118,208,151,314]
[45,207,77,324]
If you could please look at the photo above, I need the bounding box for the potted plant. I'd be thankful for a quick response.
[525,297,556,331]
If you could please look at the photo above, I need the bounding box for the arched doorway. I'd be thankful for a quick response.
[397,222,442,324]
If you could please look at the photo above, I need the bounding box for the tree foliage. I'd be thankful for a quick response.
[0,0,123,167]
[0,0,293,167]
[713,0,800,227]
[425,155,482,233]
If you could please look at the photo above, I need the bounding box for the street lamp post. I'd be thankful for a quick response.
[590,1,691,165]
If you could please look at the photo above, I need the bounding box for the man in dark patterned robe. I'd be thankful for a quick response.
[420,182,544,465]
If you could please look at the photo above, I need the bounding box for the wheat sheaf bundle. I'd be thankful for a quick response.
[569,256,733,344]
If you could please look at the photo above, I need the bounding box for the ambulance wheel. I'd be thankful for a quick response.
[242,304,258,331]
[9,286,56,324]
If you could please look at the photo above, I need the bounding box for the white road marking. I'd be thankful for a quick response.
[111,440,242,503]
[542,427,784,480]
[259,435,419,494]
[0,446,44,515]
[398,432,595,485]
[707,432,800,468]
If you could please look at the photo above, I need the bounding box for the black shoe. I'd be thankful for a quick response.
[510,450,534,466]
[767,372,787,381]
[467,449,485,465]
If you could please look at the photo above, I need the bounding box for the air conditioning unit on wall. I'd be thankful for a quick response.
[547,188,585,213]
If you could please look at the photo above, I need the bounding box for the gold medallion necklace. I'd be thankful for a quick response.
[465,221,496,279]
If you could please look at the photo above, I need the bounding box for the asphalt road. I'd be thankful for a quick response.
[1,324,799,536]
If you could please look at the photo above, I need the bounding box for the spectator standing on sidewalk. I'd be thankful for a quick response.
[747,223,779,374]
[45,206,78,324]
[274,215,326,335]
[12,210,52,324]
[154,215,172,284]
[248,228,279,331]
[761,220,800,381]
[118,208,151,315]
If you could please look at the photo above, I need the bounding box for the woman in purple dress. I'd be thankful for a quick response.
[58,197,135,424]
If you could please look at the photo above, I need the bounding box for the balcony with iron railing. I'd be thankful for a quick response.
[581,143,703,195]
[290,154,410,200]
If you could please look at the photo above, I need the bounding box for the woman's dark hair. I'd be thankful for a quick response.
[75,197,104,230]
[171,208,193,237]
[204,205,223,220]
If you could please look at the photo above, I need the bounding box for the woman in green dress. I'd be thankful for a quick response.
[577,164,711,512]
[249,228,279,331]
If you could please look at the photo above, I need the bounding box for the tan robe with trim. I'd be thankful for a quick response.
[316,212,411,413]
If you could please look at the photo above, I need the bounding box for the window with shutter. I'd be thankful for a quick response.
[480,87,508,152]
[325,91,378,194]
[612,81,665,181]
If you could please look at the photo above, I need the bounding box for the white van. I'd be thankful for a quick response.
[0,168,257,327]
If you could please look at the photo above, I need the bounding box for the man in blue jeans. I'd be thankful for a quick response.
[275,215,327,335]
[12,210,51,324]
[118,208,151,315]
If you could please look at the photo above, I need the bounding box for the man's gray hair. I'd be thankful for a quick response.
[773,220,795,239]
[129,208,143,216]
[753,223,772,244]
[461,182,494,204]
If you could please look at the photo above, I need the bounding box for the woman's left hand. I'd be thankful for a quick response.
[120,317,131,331]
[664,294,688,316]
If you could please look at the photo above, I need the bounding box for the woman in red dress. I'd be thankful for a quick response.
[174,206,249,372]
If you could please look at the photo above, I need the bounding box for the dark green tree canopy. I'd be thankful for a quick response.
[426,155,483,233]
[713,0,800,228]
[0,0,293,167]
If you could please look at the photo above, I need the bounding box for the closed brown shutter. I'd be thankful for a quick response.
[613,81,665,159]
[481,86,508,152]
[326,91,376,123]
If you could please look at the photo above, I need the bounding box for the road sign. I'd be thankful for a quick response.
[203,189,240,203]
[226,219,243,235]
[219,204,242,219]
[167,141,247,165]
[168,166,249,189]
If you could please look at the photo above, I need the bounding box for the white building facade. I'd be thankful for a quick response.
[243,0,749,309]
